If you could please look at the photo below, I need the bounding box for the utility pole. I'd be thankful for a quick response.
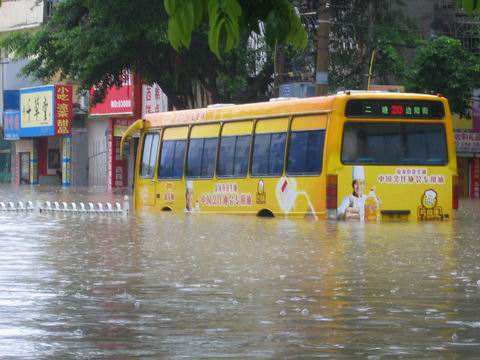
[315,1,329,96]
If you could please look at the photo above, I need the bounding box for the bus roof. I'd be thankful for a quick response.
[143,92,446,128]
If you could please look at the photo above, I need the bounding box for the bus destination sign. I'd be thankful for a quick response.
[345,99,445,119]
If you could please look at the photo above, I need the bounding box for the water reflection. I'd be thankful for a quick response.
[0,186,479,358]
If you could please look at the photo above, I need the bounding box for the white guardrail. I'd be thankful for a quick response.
[0,196,130,215]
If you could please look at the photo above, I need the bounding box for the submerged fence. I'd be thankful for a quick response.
[0,196,130,215]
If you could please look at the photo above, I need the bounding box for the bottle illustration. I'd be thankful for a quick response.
[365,187,379,221]
[256,179,266,204]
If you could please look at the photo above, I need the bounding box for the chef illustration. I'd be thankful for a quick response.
[337,166,368,220]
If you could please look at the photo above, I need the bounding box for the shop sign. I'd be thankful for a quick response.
[20,85,55,136]
[90,72,134,116]
[455,130,480,154]
[3,110,20,140]
[54,85,73,135]
[142,83,168,117]
[19,84,73,137]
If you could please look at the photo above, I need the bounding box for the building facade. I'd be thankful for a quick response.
[88,73,168,190]
[1,1,89,187]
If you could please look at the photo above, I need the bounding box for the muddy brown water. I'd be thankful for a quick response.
[0,185,479,358]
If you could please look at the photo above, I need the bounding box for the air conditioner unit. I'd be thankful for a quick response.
[279,82,316,98]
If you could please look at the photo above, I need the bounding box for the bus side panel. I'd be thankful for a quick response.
[178,176,325,217]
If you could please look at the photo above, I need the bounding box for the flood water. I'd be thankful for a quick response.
[0,185,479,358]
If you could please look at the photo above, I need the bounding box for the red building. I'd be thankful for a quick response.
[88,73,142,189]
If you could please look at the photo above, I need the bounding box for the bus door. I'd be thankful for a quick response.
[156,126,189,211]
[137,132,160,207]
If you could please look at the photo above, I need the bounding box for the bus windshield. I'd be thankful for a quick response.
[341,122,448,165]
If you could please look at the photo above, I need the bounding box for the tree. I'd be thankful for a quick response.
[457,0,480,13]
[1,0,306,108]
[164,0,307,58]
[328,0,416,90]
[407,36,480,115]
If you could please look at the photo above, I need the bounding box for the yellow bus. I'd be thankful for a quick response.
[121,91,458,220]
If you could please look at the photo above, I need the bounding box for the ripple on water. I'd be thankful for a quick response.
[0,188,478,357]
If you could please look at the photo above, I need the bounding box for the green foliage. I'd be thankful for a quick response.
[407,36,480,115]
[457,0,480,13]
[329,0,416,90]
[0,0,273,108]
[164,0,307,58]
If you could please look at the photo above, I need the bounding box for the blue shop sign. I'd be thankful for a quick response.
[20,85,55,137]
[3,110,21,140]
[3,90,20,111]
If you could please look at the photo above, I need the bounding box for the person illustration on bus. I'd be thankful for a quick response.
[337,166,368,220]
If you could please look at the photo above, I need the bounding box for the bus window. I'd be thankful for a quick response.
[158,140,186,179]
[159,127,188,179]
[342,122,448,165]
[187,124,219,178]
[287,115,327,175]
[252,119,287,176]
[140,133,160,178]
[218,121,252,178]
[287,130,325,175]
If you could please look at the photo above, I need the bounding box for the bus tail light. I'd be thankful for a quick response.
[452,175,459,210]
[326,174,338,210]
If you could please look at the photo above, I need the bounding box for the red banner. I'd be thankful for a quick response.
[90,73,134,116]
[54,84,73,135]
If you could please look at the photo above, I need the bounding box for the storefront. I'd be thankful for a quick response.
[88,73,139,189]
[88,73,168,189]
[8,84,73,186]
[0,90,19,183]
[455,130,480,199]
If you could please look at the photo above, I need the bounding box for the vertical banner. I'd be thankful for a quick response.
[3,110,21,140]
[471,158,480,199]
[54,85,73,135]
[62,135,72,187]
[142,83,168,117]
[107,120,114,190]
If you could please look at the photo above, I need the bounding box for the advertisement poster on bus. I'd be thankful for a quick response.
[337,165,450,221]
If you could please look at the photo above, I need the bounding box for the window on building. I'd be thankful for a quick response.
[287,130,325,175]
[217,135,251,177]
[158,140,186,179]
[252,133,287,176]
[140,133,160,178]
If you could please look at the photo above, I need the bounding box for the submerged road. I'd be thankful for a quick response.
[0,185,479,358]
